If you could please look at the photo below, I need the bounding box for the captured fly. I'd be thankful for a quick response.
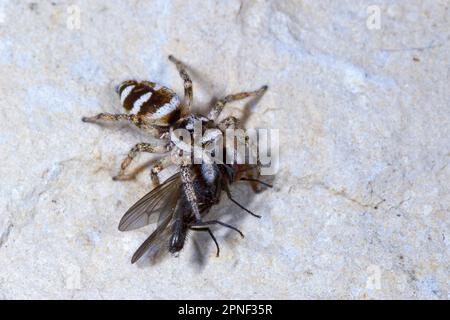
[118,163,269,263]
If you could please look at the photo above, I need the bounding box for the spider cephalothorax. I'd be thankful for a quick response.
[82,55,270,263]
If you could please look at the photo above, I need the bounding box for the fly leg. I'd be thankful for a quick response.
[190,220,244,238]
[222,182,261,218]
[239,177,273,188]
[189,227,220,257]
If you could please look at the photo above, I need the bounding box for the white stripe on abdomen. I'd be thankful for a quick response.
[120,85,135,106]
[132,91,152,113]
[150,95,180,119]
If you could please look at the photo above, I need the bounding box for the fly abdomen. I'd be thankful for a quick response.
[169,199,189,254]
[117,80,182,126]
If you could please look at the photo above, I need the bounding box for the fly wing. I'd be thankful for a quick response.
[131,213,173,264]
[131,197,193,264]
[118,172,181,231]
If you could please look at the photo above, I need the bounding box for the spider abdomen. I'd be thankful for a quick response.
[117,80,182,126]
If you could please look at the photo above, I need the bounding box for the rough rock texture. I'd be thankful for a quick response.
[0,0,449,299]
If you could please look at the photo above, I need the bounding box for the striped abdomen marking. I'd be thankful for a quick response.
[116,80,182,126]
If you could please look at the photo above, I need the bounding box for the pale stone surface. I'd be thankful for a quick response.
[0,0,449,299]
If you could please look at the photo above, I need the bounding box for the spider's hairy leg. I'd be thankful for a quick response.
[82,112,162,140]
[218,116,239,131]
[207,85,268,121]
[113,143,168,181]
[168,55,193,113]
[82,112,141,127]
[149,155,173,187]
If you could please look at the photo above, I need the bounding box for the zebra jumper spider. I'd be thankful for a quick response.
[82,55,267,187]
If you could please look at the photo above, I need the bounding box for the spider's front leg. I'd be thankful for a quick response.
[113,143,168,181]
[168,55,193,112]
[82,113,141,126]
[149,155,173,187]
[208,86,268,122]
[218,116,239,131]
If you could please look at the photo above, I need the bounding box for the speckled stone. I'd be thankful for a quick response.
[0,0,448,299]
